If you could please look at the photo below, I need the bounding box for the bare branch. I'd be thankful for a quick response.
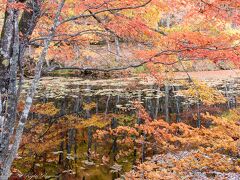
[60,0,152,25]
[45,60,178,73]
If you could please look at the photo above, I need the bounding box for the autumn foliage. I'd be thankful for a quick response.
[14,96,240,178]
[12,0,237,68]
[0,0,240,179]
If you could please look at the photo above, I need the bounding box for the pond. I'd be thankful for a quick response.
[13,76,238,179]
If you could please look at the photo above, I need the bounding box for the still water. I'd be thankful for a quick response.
[14,76,235,179]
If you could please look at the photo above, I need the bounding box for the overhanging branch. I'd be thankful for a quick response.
[45,60,178,73]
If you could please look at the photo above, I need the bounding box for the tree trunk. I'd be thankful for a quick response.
[1,10,20,168]
[164,84,170,122]
[154,87,160,119]
[105,94,111,115]
[114,36,120,61]
[109,118,118,161]
[0,0,42,172]
[0,0,65,178]
[87,126,93,161]
[0,9,13,97]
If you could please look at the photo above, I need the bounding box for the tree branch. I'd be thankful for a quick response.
[45,60,178,73]
[60,0,152,25]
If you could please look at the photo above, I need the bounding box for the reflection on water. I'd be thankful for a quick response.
[14,77,236,179]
